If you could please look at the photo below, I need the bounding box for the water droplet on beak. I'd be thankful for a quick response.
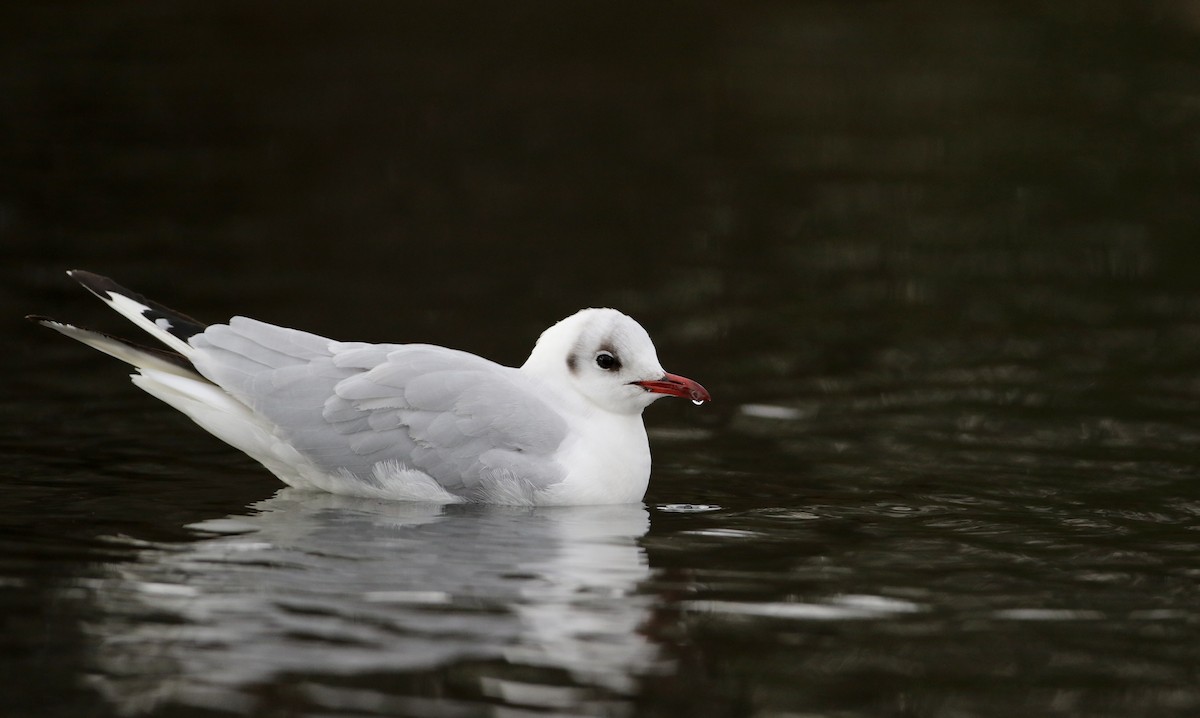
[691,399,705,406]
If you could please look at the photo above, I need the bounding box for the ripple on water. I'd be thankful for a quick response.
[681,528,763,539]
[656,504,722,513]
[738,403,814,421]
[682,594,925,621]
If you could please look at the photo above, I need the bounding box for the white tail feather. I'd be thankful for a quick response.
[130,368,314,488]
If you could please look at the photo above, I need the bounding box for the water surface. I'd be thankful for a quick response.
[4,2,1200,716]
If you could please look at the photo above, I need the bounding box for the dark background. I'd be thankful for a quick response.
[5,2,1200,717]
[8,2,1199,366]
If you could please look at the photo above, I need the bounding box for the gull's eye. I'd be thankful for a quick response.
[595,351,618,370]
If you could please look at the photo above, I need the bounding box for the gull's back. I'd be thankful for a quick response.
[184,316,571,502]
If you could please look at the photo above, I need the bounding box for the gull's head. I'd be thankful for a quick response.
[521,308,711,415]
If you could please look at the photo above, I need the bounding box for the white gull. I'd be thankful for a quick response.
[28,271,710,505]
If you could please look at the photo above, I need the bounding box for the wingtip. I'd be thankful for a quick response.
[66,269,125,303]
[26,314,69,331]
[67,269,104,287]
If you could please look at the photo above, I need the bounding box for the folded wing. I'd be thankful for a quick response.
[189,317,569,498]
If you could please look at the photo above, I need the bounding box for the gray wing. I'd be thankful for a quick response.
[188,317,569,497]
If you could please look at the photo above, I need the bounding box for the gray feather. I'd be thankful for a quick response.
[187,318,569,498]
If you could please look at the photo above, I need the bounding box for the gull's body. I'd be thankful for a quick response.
[29,271,709,505]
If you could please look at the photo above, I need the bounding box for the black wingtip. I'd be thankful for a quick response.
[65,269,209,342]
[67,269,131,302]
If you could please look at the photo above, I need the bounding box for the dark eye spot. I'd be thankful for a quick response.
[595,351,619,370]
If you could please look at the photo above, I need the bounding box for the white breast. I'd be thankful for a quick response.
[544,411,652,505]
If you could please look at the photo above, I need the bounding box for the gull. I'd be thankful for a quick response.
[28,271,710,505]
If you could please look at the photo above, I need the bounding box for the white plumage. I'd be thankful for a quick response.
[29,271,710,505]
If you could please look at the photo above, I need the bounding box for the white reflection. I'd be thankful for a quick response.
[82,490,658,715]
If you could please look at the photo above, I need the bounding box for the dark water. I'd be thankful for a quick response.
[5,2,1200,716]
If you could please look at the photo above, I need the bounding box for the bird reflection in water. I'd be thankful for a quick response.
[82,490,660,715]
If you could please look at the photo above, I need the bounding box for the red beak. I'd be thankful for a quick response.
[634,372,712,403]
